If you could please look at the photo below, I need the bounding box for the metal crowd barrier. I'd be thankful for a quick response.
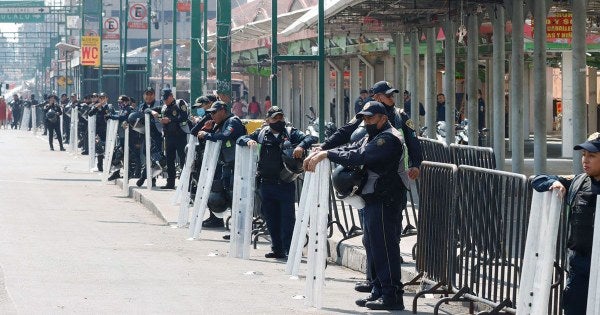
[418,137,452,163]
[407,163,535,314]
[449,143,496,169]
[404,162,458,310]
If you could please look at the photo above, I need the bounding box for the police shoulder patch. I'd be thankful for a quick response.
[377,138,386,146]
[405,119,415,130]
[172,110,177,116]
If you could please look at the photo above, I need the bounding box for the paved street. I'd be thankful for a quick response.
[0,129,470,314]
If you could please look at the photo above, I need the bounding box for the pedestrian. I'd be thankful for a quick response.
[403,90,425,122]
[0,96,7,129]
[532,132,600,315]
[43,95,65,151]
[436,93,446,122]
[478,89,485,130]
[248,96,261,119]
[232,97,246,118]
[196,101,246,228]
[304,101,406,310]
[237,106,315,259]
[264,95,271,112]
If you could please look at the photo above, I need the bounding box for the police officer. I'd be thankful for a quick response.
[320,81,423,293]
[148,89,189,189]
[43,95,65,151]
[136,87,165,188]
[88,92,112,171]
[532,132,600,315]
[29,94,38,131]
[354,89,370,115]
[107,95,137,181]
[78,95,92,155]
[238,106,315,258]
[187,96,217,199]
[9,93,22,129]
[197,101,246,228]
[305,102,405,310]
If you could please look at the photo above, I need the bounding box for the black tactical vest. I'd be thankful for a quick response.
[567,176,596,255]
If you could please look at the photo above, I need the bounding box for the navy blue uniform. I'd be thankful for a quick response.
[43,103,64,150]
[238,126,315,256]
[205,114,246,197]
[138,100,165,181]
[533,174,600,315]
[327,123,404,304]
[161,99,189,186]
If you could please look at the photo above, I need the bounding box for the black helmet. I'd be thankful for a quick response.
[128,111,145,134]
[208,179,229,213]
[279,141,304,183]
[45,109,58,123]
[331,165,365,199]
[350,124,367,142]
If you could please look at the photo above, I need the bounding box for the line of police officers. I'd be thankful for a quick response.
[28,80,421,311]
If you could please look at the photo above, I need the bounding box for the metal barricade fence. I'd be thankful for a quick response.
[418,137,451,163]
[405,162,458,310]
[450,143,496,169]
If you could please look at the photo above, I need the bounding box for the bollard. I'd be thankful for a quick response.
[175,135,198,227]
[122,126,129,197]
[304,160,330,309]
[144,113,152,191]
[517,190,563,314]
[189,140,221,239]
[102,119,119,183]
[88,115,96,172]
[587,195,600,314]
[286,170,314,276]
[229,145,258,259]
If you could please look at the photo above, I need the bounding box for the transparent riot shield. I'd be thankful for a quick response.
[19,107,31,131]
[303,160,330,309]
[229,145,258,259]
[88,115,96,172]
[68,107,79,154]
[174,135,199,227]
[517,190,563,314]
[102,119,119,183]
[144,113,152,191]
[189,140,221,239]
[588,196,600,314]
[285,170,314,276]
[122,124,130,196]
[31,106,37,135]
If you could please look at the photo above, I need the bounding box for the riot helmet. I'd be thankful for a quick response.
[128,111,145,134]
[45,109,58,123]
[331,165,365,199]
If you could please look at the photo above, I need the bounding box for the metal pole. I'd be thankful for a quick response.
[409,30,419,130]
[119,0,124,95]
[203,0,208,92]
[572,0,587,173]
[123,0,129,95]
[393,33,404,107]
[172,0,177,90]
[99,0,103,93]
[216,0,231,102]
[190,0,202,102]
[271,0,278,106]
[318,0,325,141]
[492,4,505,170]
[160,0,165,90]
[467,13,478,146]
[510,1,524,173]
[425,27,436,139]
[444,17,456,145]
[533,0,547,174]
[146,0,151,88]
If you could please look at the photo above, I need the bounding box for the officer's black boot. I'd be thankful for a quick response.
[202,212,224,228]
[97,156,104,172]
[160,179,175,190]
[107,170,121,181]
[136,176,145,187]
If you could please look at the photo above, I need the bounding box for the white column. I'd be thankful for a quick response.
[281,65,292,119]
[292,65,301,128]
[524,63,531,139]
[589,68,598,134]
[350,57,360,102]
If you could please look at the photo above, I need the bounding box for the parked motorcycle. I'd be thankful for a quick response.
[305,106,337,141]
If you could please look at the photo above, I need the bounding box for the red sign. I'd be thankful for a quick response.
[103,17,120,40]
[177,0,191,12]
[546,12,572,40]
[128,3,148,29]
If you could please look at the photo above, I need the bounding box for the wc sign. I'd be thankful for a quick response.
[103,17,120,40]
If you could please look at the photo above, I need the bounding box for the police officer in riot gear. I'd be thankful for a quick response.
[187,96,216,199]
[136,87,165,188]
[148,89,189,189]
[9,93,22,129]
[533,132,600,315]
[43,95,65,151]
[197,101,246,228]
[237,106,315,259]
[87,92,112,171]
[305,102,406,310]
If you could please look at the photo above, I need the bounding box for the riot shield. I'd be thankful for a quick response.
[102,119,119,182]
[189,140,221,239]
[174,135,199,228]
[229,145,258,259]
[19,107,31,131]
[68,107,79,154]
[122,125,129,196]
[88,115,96,172]
[144,113,152,191]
